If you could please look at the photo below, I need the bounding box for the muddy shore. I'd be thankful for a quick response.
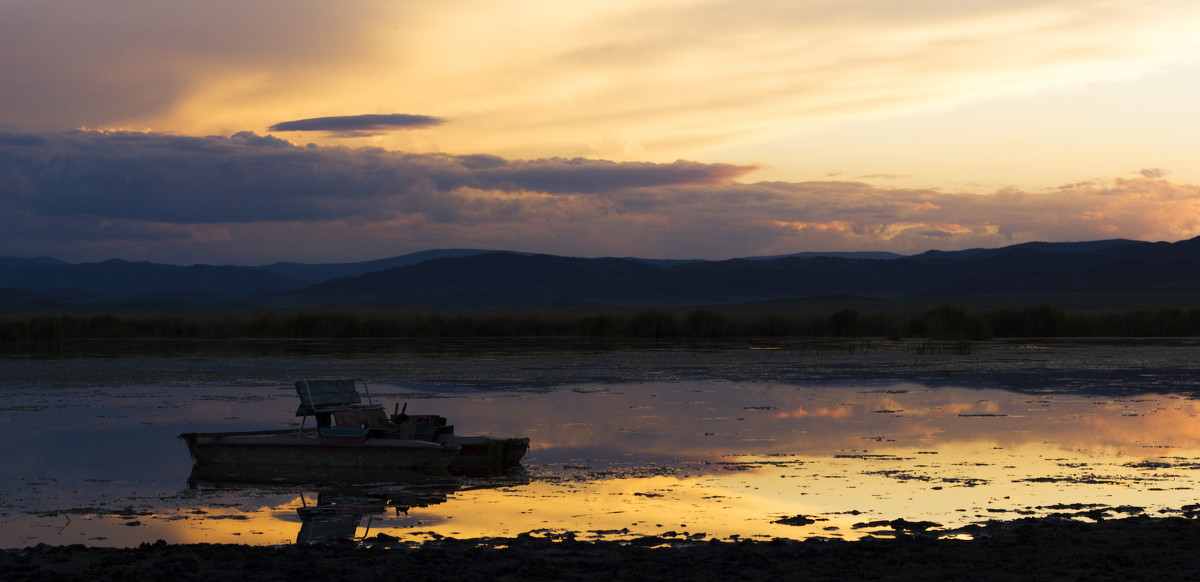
[4,517,1200,581]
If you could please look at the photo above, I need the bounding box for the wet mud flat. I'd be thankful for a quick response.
[4,516,1200,581]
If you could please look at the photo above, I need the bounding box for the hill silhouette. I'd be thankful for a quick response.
[2,238,1199,312]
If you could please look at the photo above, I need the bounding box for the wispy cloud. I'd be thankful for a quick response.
[268,114,445,137]
[6,1,1199,168]
[2,130,1198,263]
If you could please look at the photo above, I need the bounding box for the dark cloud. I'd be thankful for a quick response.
[0,130,755,224]
[2,129,1198,264]
[268,114,445,136]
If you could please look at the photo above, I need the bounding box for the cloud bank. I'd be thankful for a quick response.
[2,130,1198,264]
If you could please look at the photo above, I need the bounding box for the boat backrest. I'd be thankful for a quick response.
[295,379,370,416]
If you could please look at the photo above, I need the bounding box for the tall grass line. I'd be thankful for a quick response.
[3,304,1200,342]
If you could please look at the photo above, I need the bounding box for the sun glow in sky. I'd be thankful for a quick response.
[3,0,1200,263]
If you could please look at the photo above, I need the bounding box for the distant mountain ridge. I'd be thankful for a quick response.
[907,239,1142,261]
[258,249,520,283]
[3,238,1200,312]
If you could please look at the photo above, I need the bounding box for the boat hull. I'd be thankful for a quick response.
[442,435,530,475]
[179,429,460,472]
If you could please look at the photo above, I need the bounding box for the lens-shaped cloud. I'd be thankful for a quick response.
[268,114,445,136]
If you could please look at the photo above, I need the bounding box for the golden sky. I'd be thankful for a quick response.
[3,0,1200,262]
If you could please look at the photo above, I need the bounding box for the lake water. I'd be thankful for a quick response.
[2,340,1200,547]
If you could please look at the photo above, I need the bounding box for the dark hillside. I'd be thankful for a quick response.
[259,249,508,282]
[5,236,1200,311]
[0,258,305,299]
[277,253,661,308]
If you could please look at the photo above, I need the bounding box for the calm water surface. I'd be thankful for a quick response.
[3,343,1200,547]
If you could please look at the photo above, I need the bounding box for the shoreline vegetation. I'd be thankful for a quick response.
[4,303,1200,343]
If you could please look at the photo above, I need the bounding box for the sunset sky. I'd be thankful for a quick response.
[3,0,1200,264]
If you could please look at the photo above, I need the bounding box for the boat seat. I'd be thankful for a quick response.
[295,379,383,417]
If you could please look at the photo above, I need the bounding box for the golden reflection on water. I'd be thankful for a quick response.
[200,383,1200,543]
[6,381,1200,547]
[168,442,1200,545]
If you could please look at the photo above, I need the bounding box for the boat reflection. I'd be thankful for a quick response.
[295,488,452,544]
[186,463,530,545]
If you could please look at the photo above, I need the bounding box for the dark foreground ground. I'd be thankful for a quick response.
[4,517,1199,581]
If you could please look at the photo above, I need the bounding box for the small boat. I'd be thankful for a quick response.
[179,379,529,475]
